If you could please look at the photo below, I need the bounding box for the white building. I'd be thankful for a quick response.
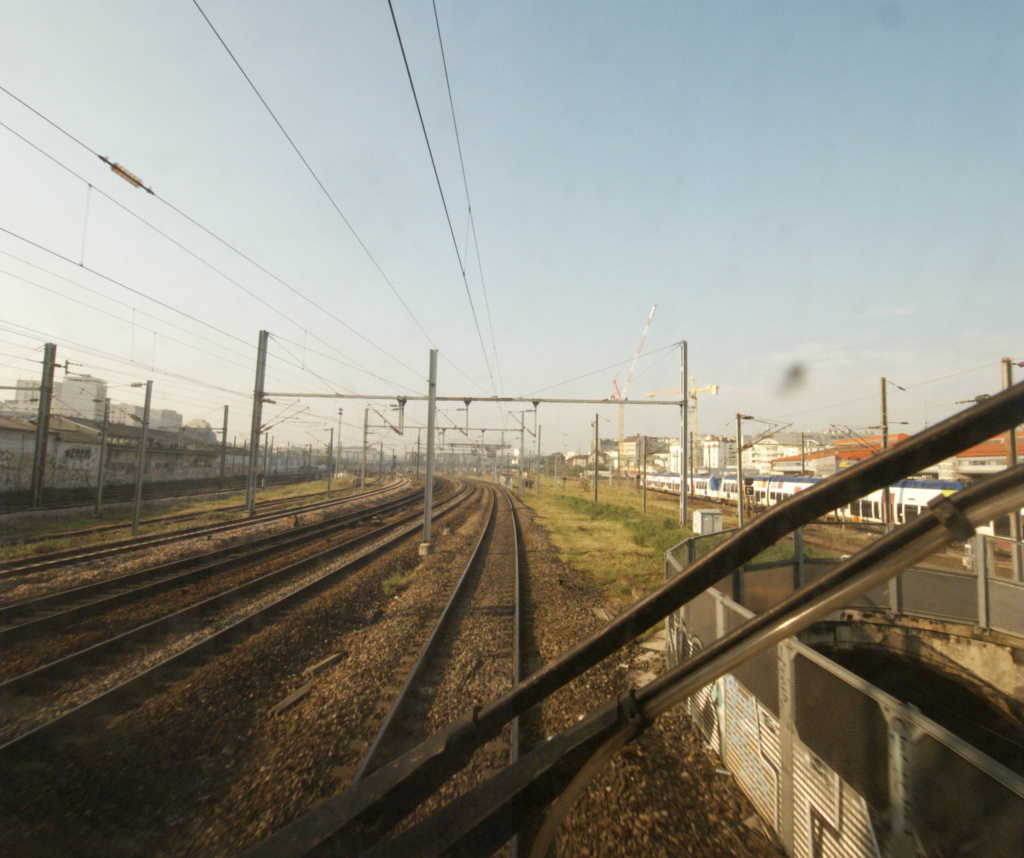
[54,375,107,422]
[109,403,183,431]
[702,436,737,471]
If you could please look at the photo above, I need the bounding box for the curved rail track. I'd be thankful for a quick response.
[0,479,409,576]
[356,482,522,783]
[242,480,525,858]
[0,479,470,751]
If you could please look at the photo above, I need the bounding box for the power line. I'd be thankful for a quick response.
[522,341,681,397]
[0,253,257,370]
[0,113,420,383]
[431,0,504,396]
[189,1,439,352]
[271,333,418,394]
[387,0,497,396]
[0,225,250,349]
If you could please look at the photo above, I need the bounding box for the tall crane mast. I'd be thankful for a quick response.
[613,305,657,468]
[646,377,718,469]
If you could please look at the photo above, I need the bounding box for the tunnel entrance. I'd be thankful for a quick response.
[813,644,1024,776]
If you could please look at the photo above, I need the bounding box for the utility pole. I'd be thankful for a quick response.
[736,414,752,528]
[520,420,526,489]
[361,408,369,488]
[1003,358,1022,580]
[379,441,384,482]
[416,428,422,479]
[131,380,152,536]
[337,408,344,479]
[94,398,109,514]
[219,405,228,489]
[536,425,542,492]
[30,342,57,508]
[245,330,269,515]
[680,340,688,528]
[642,435,648,513]
[326,428,334,496]
[420,349,438,556]
[881,377,891,528]
[592,414,600,503]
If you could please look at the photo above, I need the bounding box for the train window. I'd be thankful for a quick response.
[872,502,880,520]
[904,504,921,521]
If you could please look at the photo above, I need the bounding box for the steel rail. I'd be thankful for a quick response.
[0,481,474,755]
[0,470,315,516]
[351,483,499,783]
[365,464,1024,858]
[0,487,424,644]
[239,380,1024,858]
[0,480,397,549]
[0,486,449,700]
[0,479,408,575]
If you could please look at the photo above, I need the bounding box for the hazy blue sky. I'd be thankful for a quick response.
[1,1,1021,454]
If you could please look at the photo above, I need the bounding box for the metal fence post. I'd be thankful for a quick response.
[888,571,903,616]
[777,641,796,853]
[884,704,915,856]
[793,525,806,590]
[973,533,991,631]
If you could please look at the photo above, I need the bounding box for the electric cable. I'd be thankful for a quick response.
[522,341,681,397]
[386,0,498,397]
[0,115,418,383]
[188,3,439,353]
[431,0,505,397]
[0,226,250,350]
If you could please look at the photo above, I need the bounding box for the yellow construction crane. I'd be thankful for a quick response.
[646,378,718,469]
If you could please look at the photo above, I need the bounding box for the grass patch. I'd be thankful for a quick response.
[382,572,415,595]
[517,481,695,611]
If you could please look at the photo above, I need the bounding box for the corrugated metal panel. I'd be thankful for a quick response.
[792,743,880,858]
[794,654,889,811]
[689,682,720,756]
[988,578,1024,637]
[666,611,683,667]
[721,677,779,827]
[758,705,782,828]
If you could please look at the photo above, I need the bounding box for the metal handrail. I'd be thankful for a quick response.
[242,381,1024,857]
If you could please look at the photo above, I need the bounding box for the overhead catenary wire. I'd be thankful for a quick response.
[188,2,441,356]
[0,225,251,351]
[523,340,681,397]
[431,0,505,398]
[0,114,420,385]
[386,0,498,399]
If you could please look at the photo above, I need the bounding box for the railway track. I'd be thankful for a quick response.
[0,477,786,858]
[356,482,521,781]
[242,480,525,857]
[0,471,326,516]
[0,478,409,576]
[0,482,366,549]
[0,480,470,751]
[0,484,423,650]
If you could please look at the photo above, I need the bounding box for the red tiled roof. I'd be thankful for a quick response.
[770,430,1024,465]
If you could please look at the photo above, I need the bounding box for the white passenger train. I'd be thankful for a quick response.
[643,473,965,527]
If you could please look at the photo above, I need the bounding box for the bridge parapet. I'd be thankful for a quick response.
[667,530,1024,857]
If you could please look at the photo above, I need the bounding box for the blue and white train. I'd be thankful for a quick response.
[643,473,964,527]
